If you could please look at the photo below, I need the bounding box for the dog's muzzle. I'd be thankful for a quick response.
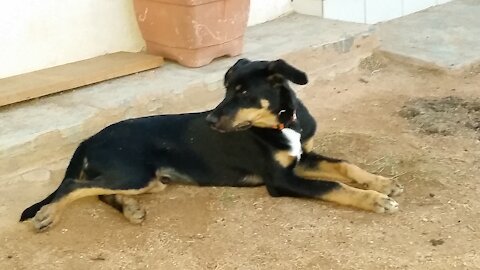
[206,114,250,132]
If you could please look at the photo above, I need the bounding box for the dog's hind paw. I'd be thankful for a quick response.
[32,204,59,232]
[122,198,146,224]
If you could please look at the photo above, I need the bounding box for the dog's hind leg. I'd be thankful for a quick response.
[30,178,123,231]
[98,175,168,223]
[29,173,159,232]
[99,195,146,224]
[30,178,108,231]
[294,152,404,196]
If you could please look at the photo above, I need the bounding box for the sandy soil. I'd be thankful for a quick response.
[1,56,480,270]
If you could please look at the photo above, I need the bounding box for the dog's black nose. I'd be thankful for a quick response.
[206,114,219,124]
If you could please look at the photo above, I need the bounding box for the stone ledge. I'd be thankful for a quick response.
[377,0,480,72]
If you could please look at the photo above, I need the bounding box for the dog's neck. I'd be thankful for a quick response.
[269,109,303,160]
[280,127,302,160]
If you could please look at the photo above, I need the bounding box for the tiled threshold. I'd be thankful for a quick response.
[293,0,452,24]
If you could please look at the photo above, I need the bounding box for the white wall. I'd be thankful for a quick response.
[0,0,292,79]
[0,0,145,79]
[292,0,323,17]
[248,0,293,26]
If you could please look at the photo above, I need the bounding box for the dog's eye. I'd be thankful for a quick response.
[234,85,247,96]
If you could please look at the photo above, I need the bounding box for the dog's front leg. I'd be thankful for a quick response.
[265,168,399,213]
[293,152,403,196]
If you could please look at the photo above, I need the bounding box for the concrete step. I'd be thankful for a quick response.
[0,13,376,187]
[377,0,480,72]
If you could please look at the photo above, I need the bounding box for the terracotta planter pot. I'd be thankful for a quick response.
[133,0,250,67]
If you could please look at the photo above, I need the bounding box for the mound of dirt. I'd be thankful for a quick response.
[399,96,480,136]
[359,54,387,72]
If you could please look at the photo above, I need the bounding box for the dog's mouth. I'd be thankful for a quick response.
[210,121,252,133]
[233,121,252,131]
[210,124,227,133]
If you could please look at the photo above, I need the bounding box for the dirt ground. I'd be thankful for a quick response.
[1,55,480,270]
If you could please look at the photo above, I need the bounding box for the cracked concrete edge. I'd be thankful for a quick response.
[375,0,480,73]
[1,31,379,185]
[376,48,480,76]
[287,31,379,84]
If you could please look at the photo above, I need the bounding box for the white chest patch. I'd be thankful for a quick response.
[281,128,302,160]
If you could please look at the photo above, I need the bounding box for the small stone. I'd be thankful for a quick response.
[429,239,444,246]
[359,78,369,83]
[195,234,205,239]
[429,193,435,198]
[7,255,12,259]
[91,255,106,261]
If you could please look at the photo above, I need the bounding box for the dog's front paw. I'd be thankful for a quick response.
[355,190,400,213]
[369,176,404,197]
[371,193,399,214]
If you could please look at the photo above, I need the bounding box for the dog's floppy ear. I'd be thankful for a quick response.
[268,59,308,85]
[224,58,251,87]
[232,58,251,67]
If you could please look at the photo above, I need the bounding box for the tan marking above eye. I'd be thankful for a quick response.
[267,74,282,81]
[260,99,270,108]
[235,85,242,90]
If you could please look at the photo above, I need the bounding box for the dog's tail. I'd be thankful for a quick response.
[19,142,88,221]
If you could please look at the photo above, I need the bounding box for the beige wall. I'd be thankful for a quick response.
[0,0,292,79]
[0,0,145,79]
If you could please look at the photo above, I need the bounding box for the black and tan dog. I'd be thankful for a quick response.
[20,59,403,232]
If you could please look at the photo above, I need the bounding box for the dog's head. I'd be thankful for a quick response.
[206,58,308,132]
